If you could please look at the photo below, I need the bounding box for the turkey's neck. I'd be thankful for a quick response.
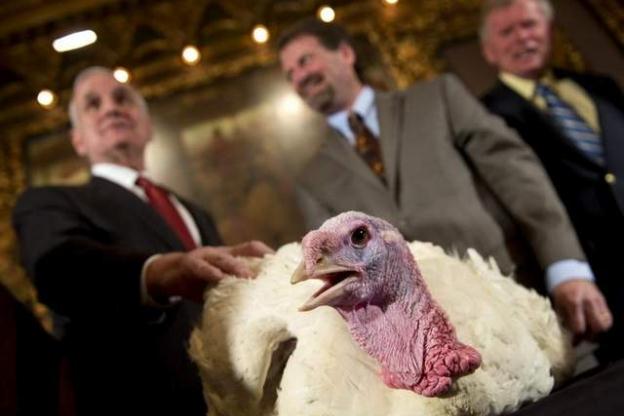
[339,278,435,369]
[337,264,459,383]
[336,254,481,396]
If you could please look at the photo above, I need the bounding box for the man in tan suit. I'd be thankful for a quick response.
[277,18,611,343]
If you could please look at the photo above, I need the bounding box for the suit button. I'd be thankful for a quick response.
[605,173,616,184]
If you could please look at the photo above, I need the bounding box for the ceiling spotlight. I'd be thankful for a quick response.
[318,6,336,22]
[37,89,57,108]
[277,92,305,116]
[113,67,130,83]
[182,45,201,65]
[252,25,269,44]
[52,29,97,52]
[384,0,399,4]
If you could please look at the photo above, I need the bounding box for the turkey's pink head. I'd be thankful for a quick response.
[292,211,416,312]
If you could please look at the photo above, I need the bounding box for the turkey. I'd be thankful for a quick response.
[190,211,574,416]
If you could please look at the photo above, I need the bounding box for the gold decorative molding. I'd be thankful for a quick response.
[584,0,624,50]
[0,0,591,326]
[0,0,483,141]
[0,134,55,329]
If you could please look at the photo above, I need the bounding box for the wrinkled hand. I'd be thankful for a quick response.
[145,241,274,303]
[552,279,613,344]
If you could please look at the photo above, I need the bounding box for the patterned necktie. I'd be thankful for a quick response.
[347,112,386,184]
[136,176,197,251]
[535,83,604,165]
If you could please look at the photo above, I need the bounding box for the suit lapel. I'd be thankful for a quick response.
[588,92,624,175]
[89,177,186,251]
[376,90,402,197]
[495,82,601,169]
[315,90,401,194]
[319,128,387,192]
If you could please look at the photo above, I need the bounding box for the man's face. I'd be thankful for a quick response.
[279,35,358,115]
[71,72,152,168]
[482,0,552,79]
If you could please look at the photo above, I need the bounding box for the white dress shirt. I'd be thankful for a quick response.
[327,85,379,143]
[92,163,201,304]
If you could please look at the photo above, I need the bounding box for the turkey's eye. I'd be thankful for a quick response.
[350,226,370,248]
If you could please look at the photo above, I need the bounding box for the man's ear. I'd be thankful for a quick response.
[71,128,87,157]
[481,40,497,66]
[338,41,356,66]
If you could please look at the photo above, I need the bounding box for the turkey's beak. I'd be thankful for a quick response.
[290,257,350,284]
[290,261,309,284]
[291,258,360,311]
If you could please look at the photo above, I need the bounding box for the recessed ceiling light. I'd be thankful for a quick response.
[252,25,269,44]
[113,67,130,83]
[318,6,336,23]
[52,29,97,52]
[37,89,56,108]
[182,45,201,65]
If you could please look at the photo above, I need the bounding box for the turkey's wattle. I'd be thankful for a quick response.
[292,211,481,396]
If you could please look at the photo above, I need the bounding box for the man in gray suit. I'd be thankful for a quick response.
[277,19,612,343]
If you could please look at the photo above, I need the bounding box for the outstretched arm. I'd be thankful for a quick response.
[145,241,273,303]
[13,186,272,321]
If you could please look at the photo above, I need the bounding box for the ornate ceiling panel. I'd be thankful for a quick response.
[1,0,613,142]
[0,0,490,141]
[0,0,613,318]
[0,0,488,314]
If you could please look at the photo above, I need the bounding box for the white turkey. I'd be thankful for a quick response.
[190,211,574,416]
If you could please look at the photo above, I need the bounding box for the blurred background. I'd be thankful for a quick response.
[1,0,623,413]
[0,0,623,357]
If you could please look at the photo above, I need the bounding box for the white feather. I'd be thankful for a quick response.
[190,242,574,416]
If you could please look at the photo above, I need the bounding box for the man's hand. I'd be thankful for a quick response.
[552,279,613,343]
[145,241,274,303]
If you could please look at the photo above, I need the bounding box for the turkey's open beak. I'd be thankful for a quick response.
[291,258,360,311]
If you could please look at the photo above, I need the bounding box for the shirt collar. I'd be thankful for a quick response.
[327,85,375,140]
[91,163,144,190]
[499,71,557,101]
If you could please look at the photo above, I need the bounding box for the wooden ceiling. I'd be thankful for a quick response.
[1,0,623,140]
[0,0,489,141]
[0,0,491,318]
[1,0,621,319]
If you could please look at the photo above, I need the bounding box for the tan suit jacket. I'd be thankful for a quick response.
[296,74,585,279]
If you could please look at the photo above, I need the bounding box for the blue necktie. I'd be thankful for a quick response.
[536,83,604,165]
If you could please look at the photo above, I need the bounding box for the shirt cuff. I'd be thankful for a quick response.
[546,259,595,293]
[141,254,182,306]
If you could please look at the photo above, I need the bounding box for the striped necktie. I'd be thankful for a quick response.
[535,83,604,165]
[347,112,386,184]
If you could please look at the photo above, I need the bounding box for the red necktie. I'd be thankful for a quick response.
[136,176,197,251]
[348,112,386,184]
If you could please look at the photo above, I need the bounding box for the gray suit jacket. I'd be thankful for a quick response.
[296,73,584,278]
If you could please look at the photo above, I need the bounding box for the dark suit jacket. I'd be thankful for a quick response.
[12,176,221,416]
[482,70,624,360]
[296,74,584,288]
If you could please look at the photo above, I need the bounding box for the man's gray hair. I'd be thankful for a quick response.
[68,66,148,128]
[479,0,554,42]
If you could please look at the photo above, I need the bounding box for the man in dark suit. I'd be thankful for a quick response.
[12,67,272,415]
[277,18,612,349]
[480,0,624,362]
